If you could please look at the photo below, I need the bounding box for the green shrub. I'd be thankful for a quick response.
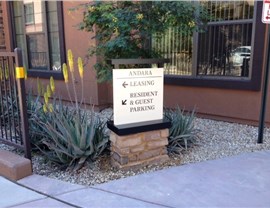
[78,1,211,82]
[165,106,198,154]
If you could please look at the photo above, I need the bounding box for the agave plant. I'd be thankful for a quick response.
[165,106,199,154]
[27,91,55,149]
[35,103,108,170]
[27,50,109,170]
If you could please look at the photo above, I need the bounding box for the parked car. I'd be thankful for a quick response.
[229,46,251,67]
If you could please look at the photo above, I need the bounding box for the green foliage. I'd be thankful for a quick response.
[78,1,210,82]
[165,106,198,154]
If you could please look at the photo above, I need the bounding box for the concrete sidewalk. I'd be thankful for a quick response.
[1,150,270,207]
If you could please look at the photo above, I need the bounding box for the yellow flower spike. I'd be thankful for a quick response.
[48,103,53,112]
[44,92,49,104]
[63,63,69,83]
[37,78,42,96]
[47,85,52,98]
[43,104,48,113]
[50,76,55,93]
[41,84,45,95]
[67,49,74,72]
[78,57,84,79]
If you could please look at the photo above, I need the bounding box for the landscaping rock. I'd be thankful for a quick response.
[1,108,270,186]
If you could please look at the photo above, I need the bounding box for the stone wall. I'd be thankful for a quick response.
[110,129,169,170]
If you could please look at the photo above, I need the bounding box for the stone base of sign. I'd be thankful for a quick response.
[109,129,169,170]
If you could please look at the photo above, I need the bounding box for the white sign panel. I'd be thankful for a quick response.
[262,0,270,24]
[113,68,164,126]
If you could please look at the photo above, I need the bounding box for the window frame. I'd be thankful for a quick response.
[24,2,34,25]
[164,1,265,91]
[9,1,65,80]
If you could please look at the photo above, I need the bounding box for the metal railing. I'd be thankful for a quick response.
[0,48,31,159]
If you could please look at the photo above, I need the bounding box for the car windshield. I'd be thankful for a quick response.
[233,47,251,53]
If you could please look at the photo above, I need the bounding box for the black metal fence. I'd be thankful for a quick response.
[0,48,31,159]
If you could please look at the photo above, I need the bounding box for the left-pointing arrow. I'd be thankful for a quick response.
[122,100,127,105]
[122,82,128,88]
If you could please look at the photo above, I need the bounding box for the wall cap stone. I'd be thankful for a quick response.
[0,150,32,180]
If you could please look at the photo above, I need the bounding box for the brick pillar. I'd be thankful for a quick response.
[0,2,6,50]
[110,128,169,170]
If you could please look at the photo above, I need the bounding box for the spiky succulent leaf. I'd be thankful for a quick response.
[34,102,108,170]
[165,106,198,154]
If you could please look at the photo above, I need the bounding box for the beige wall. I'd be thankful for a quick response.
[57,1,112,107]
[164,85,265,125]
[60,1,99,105]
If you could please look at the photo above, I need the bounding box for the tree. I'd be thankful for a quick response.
[79,1,210,82]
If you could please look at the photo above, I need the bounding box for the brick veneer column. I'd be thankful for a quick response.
[0,2,5,50]
[110,128,169,170]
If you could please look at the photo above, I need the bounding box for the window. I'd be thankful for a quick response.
[153,1,265,90]
[24,3,34,25]
[12,1,65,79]
[197,1,253,78]
[152,27,193,76]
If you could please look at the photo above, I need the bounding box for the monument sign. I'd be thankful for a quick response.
[113,68,164,125]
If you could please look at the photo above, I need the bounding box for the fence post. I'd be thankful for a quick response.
[14,48,31,159]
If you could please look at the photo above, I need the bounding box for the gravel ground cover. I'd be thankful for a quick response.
[1,108,270,186]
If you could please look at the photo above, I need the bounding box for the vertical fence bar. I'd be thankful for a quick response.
[0,59,4,138]
[1,58,9,140]
[14,48,31,159]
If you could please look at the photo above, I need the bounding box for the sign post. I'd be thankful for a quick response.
[258,0,270,143]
